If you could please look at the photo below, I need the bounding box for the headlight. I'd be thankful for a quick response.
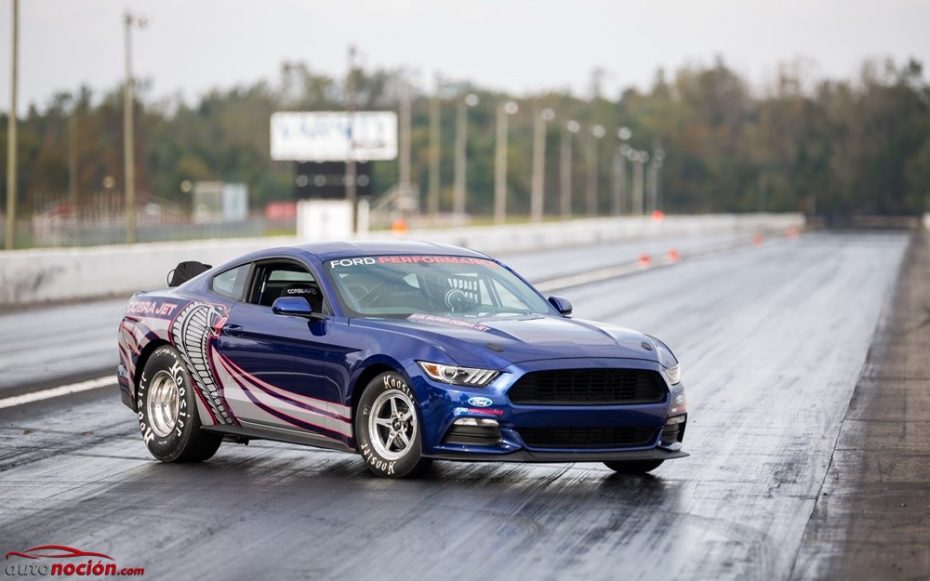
[664,364,681,386]
[418,361,499,387]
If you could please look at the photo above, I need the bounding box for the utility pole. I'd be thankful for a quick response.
[5,0,18,250]
[656,158,665,212]
[647,160,656,214]
[494,101,518,225]
[530,107,554,222]
[398,76,412,201]
[655,148,665,211]
[611,151,624,216]
[587,125,605,216]
[647,147,664,214]
[345,44,358,233]
[559,120,580,218]
[428,73,441,217]
[453,94,478,218]
[613,127,632,215]
[69,111,78,212]
[630,150,649,215]
[123,11,147,244]
[124,12,133,243]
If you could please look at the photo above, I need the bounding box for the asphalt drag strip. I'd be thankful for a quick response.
[792,233,930,580]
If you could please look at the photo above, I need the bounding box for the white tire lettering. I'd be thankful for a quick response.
[141,424,154,445]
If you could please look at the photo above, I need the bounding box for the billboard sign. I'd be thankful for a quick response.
[270,111,398,162]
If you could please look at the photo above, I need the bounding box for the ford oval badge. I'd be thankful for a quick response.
[467,396,493,407]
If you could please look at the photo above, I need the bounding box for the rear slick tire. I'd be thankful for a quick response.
[136,345,222,463]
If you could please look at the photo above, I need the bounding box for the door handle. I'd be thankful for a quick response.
[221,324,243,337]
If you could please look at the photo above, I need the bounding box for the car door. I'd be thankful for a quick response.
[212,258,357,444]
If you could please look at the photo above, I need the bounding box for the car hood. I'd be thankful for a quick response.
[352,314,661,368]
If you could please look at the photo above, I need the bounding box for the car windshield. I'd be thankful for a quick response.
[325,255,554,318]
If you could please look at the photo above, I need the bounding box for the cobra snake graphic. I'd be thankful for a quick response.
[171,302,235,424]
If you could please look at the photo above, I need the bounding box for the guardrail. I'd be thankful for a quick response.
[0,213,803,308]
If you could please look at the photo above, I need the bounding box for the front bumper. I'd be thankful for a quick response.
[406,357,689,463]
[426,446,688,463]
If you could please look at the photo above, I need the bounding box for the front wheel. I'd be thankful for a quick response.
[136,345,222,462]
[603,459,664,474]
[355,371,432,478]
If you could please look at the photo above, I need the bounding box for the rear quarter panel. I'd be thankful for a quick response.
[117,290,230,427]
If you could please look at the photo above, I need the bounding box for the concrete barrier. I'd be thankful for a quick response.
[0,213,803,308]
[371,213,803,253]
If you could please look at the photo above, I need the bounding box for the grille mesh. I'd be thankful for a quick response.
[519,426,657,449]
[508,369,665,405]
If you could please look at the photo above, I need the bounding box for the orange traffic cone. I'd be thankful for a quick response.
[391,218,409,235]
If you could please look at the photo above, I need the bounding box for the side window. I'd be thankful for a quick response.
[248,261,327,313]
[210,264,250,300]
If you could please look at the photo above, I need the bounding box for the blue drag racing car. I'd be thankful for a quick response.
[117,241,688,478]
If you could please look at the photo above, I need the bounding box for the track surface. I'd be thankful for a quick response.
[0,232,913,580]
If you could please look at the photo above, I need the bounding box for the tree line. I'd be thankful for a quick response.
[1,56,928,218]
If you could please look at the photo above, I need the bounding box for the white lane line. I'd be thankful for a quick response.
[535,262,650,293]
[0,376,115,409]
[533,234,791,293]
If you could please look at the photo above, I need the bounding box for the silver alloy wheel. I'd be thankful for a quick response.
[146,370,181,438]
[368,389,418,461]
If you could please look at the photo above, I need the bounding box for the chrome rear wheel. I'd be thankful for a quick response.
[146,370,180,438]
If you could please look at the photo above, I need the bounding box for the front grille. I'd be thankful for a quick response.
[508,369,666,405]
[519,426,657,449]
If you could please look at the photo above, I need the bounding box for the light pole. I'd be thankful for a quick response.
[612,127,631,215]
[530,107,555,222]
[586,124,605,216]
[122,14,146,240]
[345,44,358,233]
[494,100,518,225]
[5,0,18,250]
[427,72,441,217]
[453,93,478,218]
[559,120,580,218]
[629,150,649,215]
[651,148,665,212]
[615,144,632,215]
[123,11,147,244]
[398,76,412,199]
[69,107,79,213]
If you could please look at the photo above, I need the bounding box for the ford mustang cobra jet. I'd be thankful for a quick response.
[117,241,688,478]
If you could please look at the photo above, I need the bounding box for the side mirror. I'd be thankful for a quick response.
[548,296,573,316]
[272,296,324,319]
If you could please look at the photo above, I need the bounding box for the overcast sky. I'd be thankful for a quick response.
[1,0,929,113]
